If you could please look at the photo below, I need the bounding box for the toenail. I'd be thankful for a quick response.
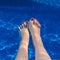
[31,18,35,21]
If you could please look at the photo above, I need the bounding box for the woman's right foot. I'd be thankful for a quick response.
[28,18,41,47]
[29,18,51,60]
[28,18,41,36]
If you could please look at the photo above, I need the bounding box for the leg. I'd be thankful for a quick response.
[29,18,51,60]
[15,21,29,60]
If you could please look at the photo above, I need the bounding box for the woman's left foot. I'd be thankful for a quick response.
[18,21,29,40]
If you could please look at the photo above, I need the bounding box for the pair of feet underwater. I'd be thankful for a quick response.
[15,18,51,60]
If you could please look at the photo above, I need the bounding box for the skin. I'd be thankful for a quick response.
[29,18,51,60]
[15,18,51,60]
[15,22,29,60]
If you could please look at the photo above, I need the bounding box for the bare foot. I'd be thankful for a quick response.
[28,18,51,60]
[18,21,29,40]
[16,21,29,60]
[28,18,41,37]
[28,18,41,46]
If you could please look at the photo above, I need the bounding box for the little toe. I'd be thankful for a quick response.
[18,25,23,31]
[18,26,20,30]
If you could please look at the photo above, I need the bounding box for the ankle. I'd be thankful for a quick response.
[32,33,40,40]
[32,34,43,47]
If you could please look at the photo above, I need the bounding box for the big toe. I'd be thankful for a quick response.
[30,18,41,28]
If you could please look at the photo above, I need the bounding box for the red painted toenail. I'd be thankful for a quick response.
[31,18,35,21]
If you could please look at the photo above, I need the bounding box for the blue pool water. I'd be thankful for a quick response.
[0,1,60,60]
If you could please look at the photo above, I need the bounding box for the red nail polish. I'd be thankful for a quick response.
[31,18,35,21]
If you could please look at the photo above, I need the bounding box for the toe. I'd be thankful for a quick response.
[18,25,23,31]
[30,20,33,24]
[20,25,23,29]
[23,21,28,28]
[30,18,35,24]
[18,21,28,31]
[31,18,35,21]
[18,26,20,30]
[30,18,39,25]
[34,19,41,28]
[30,18,41,28]
[24,21,28,26]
